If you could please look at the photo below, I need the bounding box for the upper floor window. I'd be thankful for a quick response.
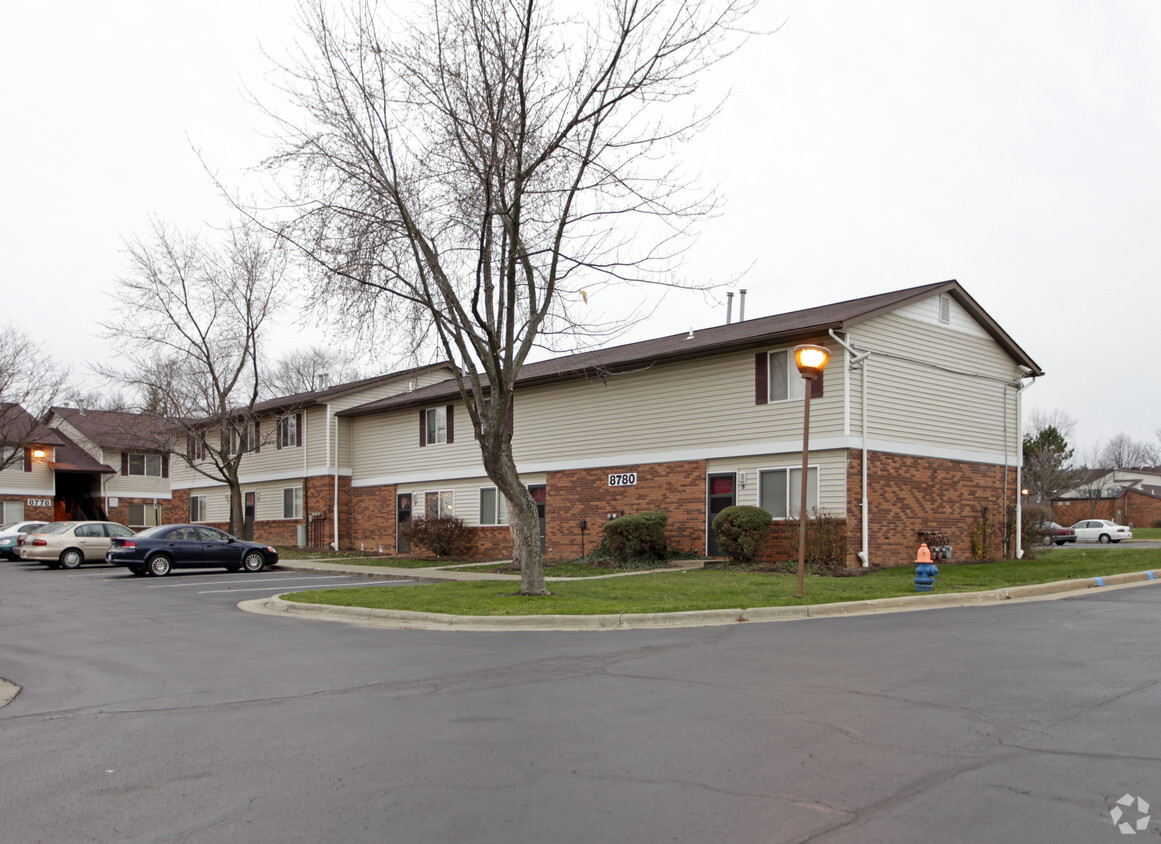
[421,406,454,446]
[755,349,824,405]
[186,434,206,462]
[278,413,302,449]
[230,421,261,455]
[125,453,163,477]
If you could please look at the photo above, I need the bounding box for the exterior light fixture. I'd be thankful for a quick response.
[792,344,831,599]
[32,449,46,458]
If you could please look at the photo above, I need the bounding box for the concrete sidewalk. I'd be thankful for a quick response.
[249,560,1161,631]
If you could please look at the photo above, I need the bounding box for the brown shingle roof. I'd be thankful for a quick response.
[51,407,175,452]
[340,281,1043,418]
[0,403,69,447]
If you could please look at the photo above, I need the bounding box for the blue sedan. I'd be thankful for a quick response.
[106,524,279,576]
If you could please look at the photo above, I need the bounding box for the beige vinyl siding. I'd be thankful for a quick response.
[849,312,1021,459]
[105,452,171,499]
[353,407,481,480]
[0,453,55,495]
[185,479,306,522]
[51,419,102,458]
[510,346,846,466]
[707,449,847,517]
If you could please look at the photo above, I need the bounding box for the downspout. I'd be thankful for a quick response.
[332,407,340,551]
[829,329,872,567]
[1013,372,1035,558]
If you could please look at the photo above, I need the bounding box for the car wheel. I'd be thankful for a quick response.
[59,549,84,569]
[129,566,148,576]
[1099,534,1111,544]
[242,551,266,573]
[148,554,173,576]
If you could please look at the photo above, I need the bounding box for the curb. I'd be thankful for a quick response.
[239,569,1161,631]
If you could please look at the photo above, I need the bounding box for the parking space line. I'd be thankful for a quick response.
[140,576,355,588]
[198,581,414,594]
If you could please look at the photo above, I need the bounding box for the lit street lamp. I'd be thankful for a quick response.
[793,343,830,598]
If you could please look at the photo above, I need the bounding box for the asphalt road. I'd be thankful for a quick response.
[2,559,1159,843]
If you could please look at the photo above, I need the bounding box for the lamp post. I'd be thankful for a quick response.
[793,344,831,598]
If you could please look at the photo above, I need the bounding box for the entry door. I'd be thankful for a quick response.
[528,485,547,554]
[397,493,412,553]
[244,492,256,540]
[706,473,737,556]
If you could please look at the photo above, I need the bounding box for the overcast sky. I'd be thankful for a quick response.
[3,1,1158,454]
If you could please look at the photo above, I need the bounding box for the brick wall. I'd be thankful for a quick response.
[853,451,1019,566]
[0,496,54,523]
[544,461,707,560]
[105,497,169,530]
[1053,492,1161,528]
[350,485,397,553]
[304,475,352,549]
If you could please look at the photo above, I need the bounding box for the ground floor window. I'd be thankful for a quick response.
[479,487,508,525]
[190,494,208,522]
[128,502,161,527]
[418,490,454,519]
[283,486,303,519]
[1,500,24,522]
[758,467,819,518]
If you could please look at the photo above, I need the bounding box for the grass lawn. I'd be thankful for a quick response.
[294,556,493,569]
[283,546,1161,616]
[1130,527,1161,541]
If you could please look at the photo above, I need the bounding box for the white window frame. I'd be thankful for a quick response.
[278,414,301,449]
[190,494,208,523]
[757,466,819,519]
[766,348,806,403]
[127,453,162,477]
[2,500,25,521]
[425,407,448,445]
[128,502,161,528]
[283,486,303,519]
[418,489,454,519]
[478,487,508,526]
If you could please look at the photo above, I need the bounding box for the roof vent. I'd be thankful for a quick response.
[938,295,950,325]
[686,328,695,340]
[315,372,330,390]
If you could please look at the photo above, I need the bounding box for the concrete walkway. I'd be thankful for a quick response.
[248,559,1161,632]
[273,556,704,582]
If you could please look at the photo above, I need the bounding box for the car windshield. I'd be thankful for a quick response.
[35,522,74,535]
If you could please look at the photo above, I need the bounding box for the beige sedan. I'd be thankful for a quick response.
[18,521,136,569]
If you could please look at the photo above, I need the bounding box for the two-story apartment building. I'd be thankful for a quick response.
[168,364,455,548]
[0,404,68,524]
[335,281,1042,566]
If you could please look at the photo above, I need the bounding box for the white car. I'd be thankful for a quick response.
[0,521,49,561]
[1069,519,1132,544]
[17,521,136,568]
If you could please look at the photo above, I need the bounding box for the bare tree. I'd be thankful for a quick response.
[101,219,285,534]
[264,0,753,594]
[263,345,361,398]
[0,327,69,470]
[1099,432,1160,470]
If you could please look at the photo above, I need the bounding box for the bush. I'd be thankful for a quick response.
[398,516,475,559]
[712,505,772,563]
[1021,504,1052,559]
[788,508,849,572]
[603,511,668,563]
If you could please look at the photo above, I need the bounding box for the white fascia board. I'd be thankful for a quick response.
[0,485,56,496]
[111,490,173,500]
[170,467,352,490]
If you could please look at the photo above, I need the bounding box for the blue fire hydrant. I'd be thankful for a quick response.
[914,543,939,592]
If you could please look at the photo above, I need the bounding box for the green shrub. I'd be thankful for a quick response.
[712,505,773,563]
[399,516,475,559]
[1021,504,1052,559]
[786,508,849,572]
[602,511,668,563]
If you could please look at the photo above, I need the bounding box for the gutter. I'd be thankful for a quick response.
[829,330,872,567]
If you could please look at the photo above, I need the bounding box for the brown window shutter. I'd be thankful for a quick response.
[754,353,767,405]
[446,405,454,444]
[276,417,283,449]
[162,454,170,478]
[254,420,261,453]
[24,447,33,472]
[121,453,129,475]
[295,413,303,447]
[811,373,824,399]
[419,409,426,447]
